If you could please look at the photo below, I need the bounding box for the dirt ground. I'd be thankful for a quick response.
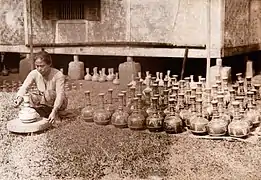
[1,74,261,180]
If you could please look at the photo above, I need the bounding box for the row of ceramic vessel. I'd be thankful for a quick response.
[79,72,261,138]
[65,66,120,85]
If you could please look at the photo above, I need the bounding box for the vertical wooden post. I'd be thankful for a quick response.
[181,47,189,80]
[125,0,132,57]
[29,0,34,70]
[23,0,29,45]
[126,0,131,42]
[206,0,211,88]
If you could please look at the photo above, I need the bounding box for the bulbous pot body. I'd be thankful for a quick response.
[146,113,164,132]
[111,110,129,128]
[84,75,92,81]
[190,117,209,134]
[228,120,250,138]
[92,72,99,81]
[107,72,114,81]
[84,68,92,81]
[128,112,146,130]
[81,106,94,122]
[93,109,111,125]
[112,78,120,85]
[163,114,183,134]
[207,119,228,136]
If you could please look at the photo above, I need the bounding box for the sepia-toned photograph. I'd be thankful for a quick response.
[0,0,261,179]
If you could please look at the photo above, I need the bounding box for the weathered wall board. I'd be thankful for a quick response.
[26,0,221,48]
[88,0,127,42]
[223,0,250,48]
[56,21,87,43]
[130,0,222,51]
[249,0,261,47]
[222,0,261,56]
[0,0,24,44]
[0,0,260,58]
[27,0,55,44]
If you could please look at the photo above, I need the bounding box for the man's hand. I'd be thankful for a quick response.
[14,96,23,108]
[48,109,57,124]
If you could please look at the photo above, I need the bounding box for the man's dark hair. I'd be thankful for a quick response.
[34,48,52,65]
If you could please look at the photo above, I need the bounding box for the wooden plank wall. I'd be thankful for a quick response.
[130,0,221,50]
[0,0,224,58]
[223,0,250,48]
[27,0,128,44]
[26,0,221,47]
[87,0,127,42]
[223,0,261,56]
[0,0,25,45]
[249,0,261,47]
[27,0,55,44]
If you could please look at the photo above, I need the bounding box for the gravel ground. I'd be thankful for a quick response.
[1,80,261,180]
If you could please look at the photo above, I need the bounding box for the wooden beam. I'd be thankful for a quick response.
[181,47,189,80]
[29,0,34,70]
[206,0,212,88]
[221,44,261,57]
[126,0,131,42]
[220,0,226,58]
[23,0,29,45]
[0,45,221,58]
[25,42,206,49]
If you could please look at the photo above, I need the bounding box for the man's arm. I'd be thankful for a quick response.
[52,74,66,113]
[16,71,35,98]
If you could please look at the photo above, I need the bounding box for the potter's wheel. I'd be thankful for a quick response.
[7,94,52,133]
[7,117,51,133]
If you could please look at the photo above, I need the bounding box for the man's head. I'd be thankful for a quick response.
[34,49,52,76]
